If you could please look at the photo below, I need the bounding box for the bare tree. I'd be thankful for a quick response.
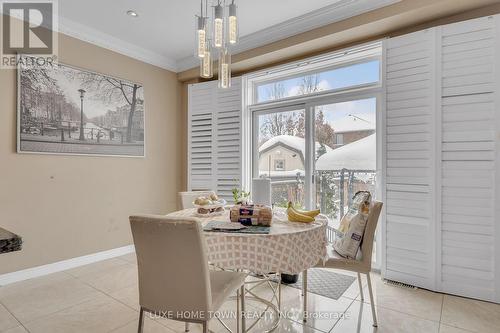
[266,82,285,100]
[315,109,335,149]
[298,74,321,95]
[19,65,57,116]
[258,75,334,147]
[67,69,142,143]
[260,82,299,140]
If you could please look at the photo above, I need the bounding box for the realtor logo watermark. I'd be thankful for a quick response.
[1,0,58,68]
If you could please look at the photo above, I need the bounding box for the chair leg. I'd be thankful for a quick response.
[202,322,208,333]
[137,307,144,333]
[236,288,240,333]
[366,273,378,327]
[278,274,282,311]
[185,322,189,332]
[357,272,365,301]
[241,285,246,333]
[303,270,308,322]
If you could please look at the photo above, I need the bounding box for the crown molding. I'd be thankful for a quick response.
[58,16,178,72]
[0,6,179,71]
[176,0,401,72]
[2,0,399,73]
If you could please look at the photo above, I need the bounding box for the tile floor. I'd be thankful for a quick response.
[0,253,499,333]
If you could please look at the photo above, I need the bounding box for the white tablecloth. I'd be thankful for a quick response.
[166,208,328,275]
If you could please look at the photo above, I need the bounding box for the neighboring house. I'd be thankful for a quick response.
[258,135,332,177]
[331,113,375,148]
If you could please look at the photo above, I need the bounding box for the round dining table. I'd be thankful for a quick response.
[166,207,328,332]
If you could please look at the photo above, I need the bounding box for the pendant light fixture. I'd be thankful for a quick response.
[200,40,213,78]
[228,0,238,44]
[195,0,238,88]
[218,47,231,88]
[213,1,224,48]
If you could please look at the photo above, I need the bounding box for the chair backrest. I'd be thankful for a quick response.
[360,201,383,269]
[129,215,212,316]
[178,191,216,210]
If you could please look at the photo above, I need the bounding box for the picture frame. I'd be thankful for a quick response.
[17,56,146,157]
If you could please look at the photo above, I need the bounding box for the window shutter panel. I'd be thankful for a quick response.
[188,82,215,191]
[214,79,242,201]
[440,16,497,302]
[383,29,437,290]
[188,78,242,202]
[384,15,500,303]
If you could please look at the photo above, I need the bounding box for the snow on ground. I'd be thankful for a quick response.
[259,168,305,178]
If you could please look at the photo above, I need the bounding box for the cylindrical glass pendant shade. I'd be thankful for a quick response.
[218,47,231,88]
[195,16,206,58]
[200,41,213,78]
[213,3,224,48]
[228,3,238,44]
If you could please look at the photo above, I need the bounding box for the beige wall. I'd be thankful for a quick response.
[0,33,182,274]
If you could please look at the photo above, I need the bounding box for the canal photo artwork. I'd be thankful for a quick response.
[17,56,145,157]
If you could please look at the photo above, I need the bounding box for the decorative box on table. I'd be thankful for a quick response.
[229,204,273,226]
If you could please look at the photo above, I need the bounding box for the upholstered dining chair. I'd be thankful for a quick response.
[178,191,216,210]
[130,215,247,333]
[303,201,383,327]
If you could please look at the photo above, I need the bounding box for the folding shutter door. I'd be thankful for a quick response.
[439,16,498,302]
[383,29,437,290]
[188,78,242,202]
[384,15,500,302]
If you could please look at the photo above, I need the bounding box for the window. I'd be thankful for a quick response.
[314,98,377,228]
[245,42,382,267]
[336,133,344,146]
[274,159,285,171]
[255,59,380,103]
[255,108,306,208]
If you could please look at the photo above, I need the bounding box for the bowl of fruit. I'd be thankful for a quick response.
[193,194,227,216]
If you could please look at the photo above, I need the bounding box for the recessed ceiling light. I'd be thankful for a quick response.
[126,10,138,17]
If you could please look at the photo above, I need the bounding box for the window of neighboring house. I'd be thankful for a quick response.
[336,133,344,146]
[274,159,285,171]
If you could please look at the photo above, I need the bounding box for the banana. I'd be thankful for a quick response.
[296,208,320,218]
[287,202,321,218]
[287,206,315,223]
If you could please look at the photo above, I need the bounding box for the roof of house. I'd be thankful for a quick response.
[259,135,333,158]
[331,113,375,134]
[315,133,376,171]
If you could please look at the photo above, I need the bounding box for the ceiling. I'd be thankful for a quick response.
[56,0,401,72]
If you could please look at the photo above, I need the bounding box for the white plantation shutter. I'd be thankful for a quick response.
[439,16,498,302]
[383,15,500,303]
[188,83,215,191]
[188,78,242,201]
[384,29,437,290]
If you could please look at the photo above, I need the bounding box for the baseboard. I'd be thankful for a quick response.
[0,245,135,286]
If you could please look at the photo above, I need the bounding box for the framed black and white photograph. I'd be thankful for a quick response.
[17,56,145,157]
